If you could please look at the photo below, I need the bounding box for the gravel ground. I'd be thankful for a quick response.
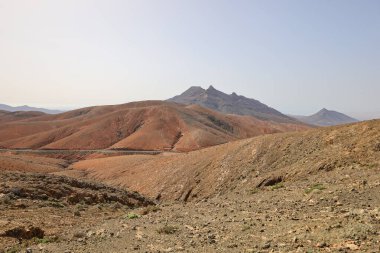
[1,166,379,253]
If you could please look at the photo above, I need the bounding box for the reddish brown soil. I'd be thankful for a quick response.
[0,120,379,252]
[61,120,380,201]
[0,111,45,124]
[0,101,308,151]
[0,154,69,173]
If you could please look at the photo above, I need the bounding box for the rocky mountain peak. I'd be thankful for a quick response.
[168,86,301,124]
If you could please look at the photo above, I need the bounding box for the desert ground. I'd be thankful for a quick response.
[0,120,379,252]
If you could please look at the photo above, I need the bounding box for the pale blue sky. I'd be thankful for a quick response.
[0,0,379,119]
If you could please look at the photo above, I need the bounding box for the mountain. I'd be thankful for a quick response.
[0,104,62,114]
[0,101,308,151]
[293,108,359,126]
[168,86,300,123]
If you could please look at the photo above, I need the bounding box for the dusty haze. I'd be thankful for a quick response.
[0,0,379,119]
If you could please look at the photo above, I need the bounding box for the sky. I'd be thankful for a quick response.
[0,0,379,119]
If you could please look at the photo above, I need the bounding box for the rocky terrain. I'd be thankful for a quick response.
[1,163,379,252]
[168,86,300,124]
[0,171,154,252]
[0,101,307,151]
[60,120,380,201]
[293,108,359,126]
[0,120,379,252]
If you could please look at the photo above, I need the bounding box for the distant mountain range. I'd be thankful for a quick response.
[168,86,300,124]
[2,88,359,129]
[292,108,359,126]
[0,104,62,114]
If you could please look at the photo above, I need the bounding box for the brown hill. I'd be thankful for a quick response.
[0,110,46,123]
[0,101,307,151]
[60,119,380,201]
[0,153,68,173]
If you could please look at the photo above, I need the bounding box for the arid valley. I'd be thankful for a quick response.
[0,87,379,252]
[1,1,380,252]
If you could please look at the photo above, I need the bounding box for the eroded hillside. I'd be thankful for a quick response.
[0,120,379,252]
[61,120,380,201]
[0,101,307,151]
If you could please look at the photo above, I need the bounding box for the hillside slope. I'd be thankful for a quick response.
[61,120,380,201]
[0,101,307,151]
[168,86,300,123]
[0,110,46,123]
[0,120,379,252]
[0,153,68,173]
[293,108,359,126]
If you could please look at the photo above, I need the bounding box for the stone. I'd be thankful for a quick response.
[316,242,327,248]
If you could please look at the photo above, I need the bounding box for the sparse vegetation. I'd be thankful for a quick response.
[73,232,86,239]
[33,236,58,244]
[140,205,161,215]
[366,163,378,169]
[207,115,234,133]
[0,194,12,205]
[157,225,178,234]
[247,189,258,194]
[241,225,251,232]
[49,201,65,208]
[126,212,140,219]
[5,246,20,253]
[112,202,123,210]
[305,184,326,194]
[270,182,284,190]
[76,202,87,211]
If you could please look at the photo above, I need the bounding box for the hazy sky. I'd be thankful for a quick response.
[0,0,379,119]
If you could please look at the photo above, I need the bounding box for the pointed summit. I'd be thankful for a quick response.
[293,108,358,126]
[204,85,228,98]
[207,85,216,91]
[168,86,301,123]
[176,86,205,97]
